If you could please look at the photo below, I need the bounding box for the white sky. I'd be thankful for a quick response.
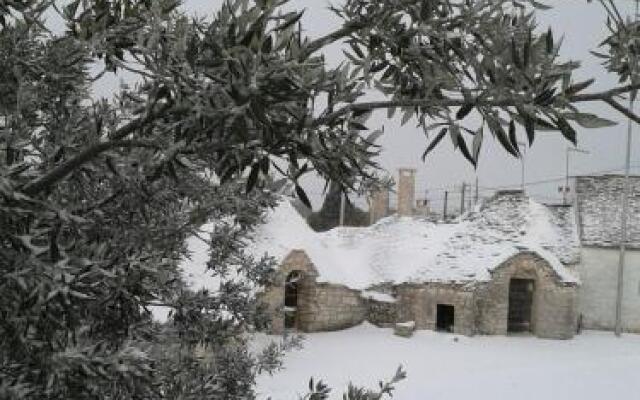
[86,1,640,211]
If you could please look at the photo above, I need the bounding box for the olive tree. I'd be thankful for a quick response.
[0,0,638,398]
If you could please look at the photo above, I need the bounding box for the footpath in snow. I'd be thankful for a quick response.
[254,323,640,400]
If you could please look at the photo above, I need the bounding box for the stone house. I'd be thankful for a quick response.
[254,186,580,339]
[574,175,640,332]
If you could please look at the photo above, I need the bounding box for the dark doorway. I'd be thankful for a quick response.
[436,304,455,332]
[508,278,535,333]
[284,271,301,329]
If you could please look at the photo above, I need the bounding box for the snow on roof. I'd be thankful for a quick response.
[576,175,640,248]
[151,191,579,322]
[249,192,579,290]
[463,191,580,265]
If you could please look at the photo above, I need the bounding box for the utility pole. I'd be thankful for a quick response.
[615,118,632,336]
[339,92,349,227]
[443,191,448,222]
[564,148,569,205]
[517,141,527,192]
[339,191,346,226]
[460,182,466,215]
[475,176,479,205]
[615,0,638,337]
[521,156,525,191]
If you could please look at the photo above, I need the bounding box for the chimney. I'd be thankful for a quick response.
[370,189,390,223]
[397,168,416,216]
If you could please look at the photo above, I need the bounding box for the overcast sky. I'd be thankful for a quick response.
[88,0,640,211]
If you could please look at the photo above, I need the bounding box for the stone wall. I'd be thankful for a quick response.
[298,283,367,332]
[395,283,476,336]
[260,250,366,333]
[475,252,578,339]
[259,250,318,334]
[366,298,398,327]
[262,250,578,339]
[575,175,640,248]
[370,190,390,224]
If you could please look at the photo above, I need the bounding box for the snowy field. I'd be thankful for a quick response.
[254,323,640,400]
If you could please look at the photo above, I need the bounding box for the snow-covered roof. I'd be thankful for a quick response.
[463,191,580,265]
[576,175,640,248]
[249,191,579,290]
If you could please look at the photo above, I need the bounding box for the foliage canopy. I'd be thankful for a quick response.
[0,0,638,398]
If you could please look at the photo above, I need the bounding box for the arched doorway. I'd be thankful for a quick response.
[508,278,535,333]
[284,271,301,330]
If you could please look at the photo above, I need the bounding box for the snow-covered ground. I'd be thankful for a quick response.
[254,323,640,400]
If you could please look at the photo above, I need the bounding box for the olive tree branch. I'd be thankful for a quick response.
[314,83,640,126]
[603,97,640,124]
[313,97,522,126]
[21,137,167,197]
[568,82,640,101]
[73,189,125,215]
[300,22,364,60]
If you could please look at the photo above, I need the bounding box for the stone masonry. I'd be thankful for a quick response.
[298,283,366,331]
[259,250,317,334]
[575,175,640,333]
[366,298,398,327]
[397,168,416,217]
[575,175,640,248]
[262,250,578,339]
[260,250,366,334]
[395,283,476,335]
[475,252,578,339]
[370,189,390,224]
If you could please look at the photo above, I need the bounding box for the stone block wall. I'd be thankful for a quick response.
[535,284,577,339]
[298,283,366,331]
[261,250,578,339]
[576,175,640,247]
[397,168,416,217]
[366,299,398,327]
[395,283,475,336]
[370,190,390,224]
[260,250,366,333]
[476,252,578,339]
[260,250,318,334]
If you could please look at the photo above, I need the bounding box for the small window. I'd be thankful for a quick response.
[436,304,455,333]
